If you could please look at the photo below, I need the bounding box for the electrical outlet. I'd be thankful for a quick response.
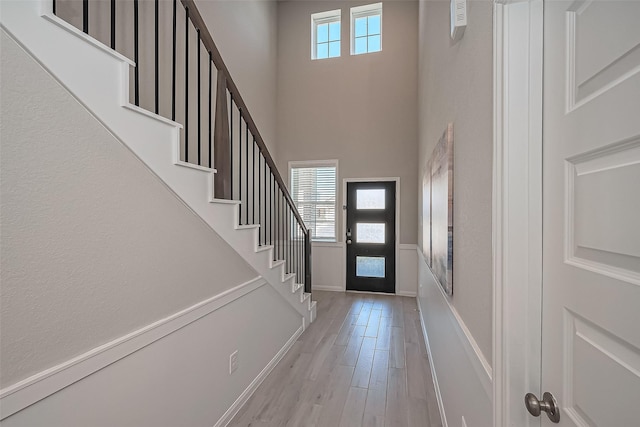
[229,350,239,374]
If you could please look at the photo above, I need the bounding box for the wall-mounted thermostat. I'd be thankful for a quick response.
[450,0,467,41]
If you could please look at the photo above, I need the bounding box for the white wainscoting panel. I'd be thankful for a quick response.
[417,249,492,427]
[311,242,344,291]
[397,244,418,296]
[0,280,303,427]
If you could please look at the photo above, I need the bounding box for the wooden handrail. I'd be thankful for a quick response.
[181,0,308,234]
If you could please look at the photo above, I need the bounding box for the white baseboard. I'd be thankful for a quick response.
[312,285,344,292]
[417,297,448,427]
[398,243,417,251]
[416,248,492,427]
[397,290,417,297]
[214,323,304,427]
[0,277,266,419]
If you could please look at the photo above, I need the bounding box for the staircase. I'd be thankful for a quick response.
[1,0,316,325]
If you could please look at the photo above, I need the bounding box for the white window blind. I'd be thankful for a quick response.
[291,165,337,241]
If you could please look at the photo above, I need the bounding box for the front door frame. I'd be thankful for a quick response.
[342,177,400,294]
[492,1,543,426]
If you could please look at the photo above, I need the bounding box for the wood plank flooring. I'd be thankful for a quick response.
[228,291,442,427]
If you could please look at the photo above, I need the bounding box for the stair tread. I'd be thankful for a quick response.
[210,198,241,205]
[236,224,259,230]
[174,160,215,173]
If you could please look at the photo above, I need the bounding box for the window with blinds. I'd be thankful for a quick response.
[290,162,337,241]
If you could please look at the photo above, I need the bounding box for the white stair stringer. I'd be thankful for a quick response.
[0,0,315,325]
[207,200,312,315]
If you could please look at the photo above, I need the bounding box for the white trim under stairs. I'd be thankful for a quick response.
[0,0,316,325]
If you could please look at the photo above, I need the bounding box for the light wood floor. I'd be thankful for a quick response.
[228,291,442,427]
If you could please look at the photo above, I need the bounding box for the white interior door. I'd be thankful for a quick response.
[541,1,640,426]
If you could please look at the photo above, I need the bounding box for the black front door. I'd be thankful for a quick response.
[346,181,396,293]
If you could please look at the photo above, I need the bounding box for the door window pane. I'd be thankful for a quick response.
[357,189,385,209]
[356,256,385,278]
[357,223,385,243]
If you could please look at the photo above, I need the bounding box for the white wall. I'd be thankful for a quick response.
[0,30,258,388]
[276,0,419,244]
[1,281,303,427]
[416,0,494,425]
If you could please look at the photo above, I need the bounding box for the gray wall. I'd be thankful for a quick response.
[276,0,419,244]
[196,0,279,153]
[0,31,258,387]
[417,0,493,362]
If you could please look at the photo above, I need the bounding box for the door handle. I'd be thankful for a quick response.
[346,239,352,245]
[525,392,560,423]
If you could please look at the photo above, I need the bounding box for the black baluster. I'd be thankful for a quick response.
[229,94,233,194]
[276,184,280,259]
[258,152,262,246]
[279,188,287,260]
[134,0,139,106]
[208,53,212,168]
[154,0,159,113]
[83,0,88,33]
[264,157,267,246]
[245,124,249,224]
[271,173,274,252]
[53,0,56,15]
[197,29,201,166]
[110,0,115,49]
[252,138,256,225]
[289,206,292,273]
[185,7,189,162]
[238,111,242,224]
[172,0,176,121]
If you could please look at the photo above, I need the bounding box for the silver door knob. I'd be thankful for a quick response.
[346,239,352,245]
[525,392,560,423]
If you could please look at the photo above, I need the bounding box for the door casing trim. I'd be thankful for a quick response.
[492,1,543,426]
[342,177,400,293]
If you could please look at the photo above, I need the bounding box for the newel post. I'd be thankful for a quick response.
[214,70,231,199]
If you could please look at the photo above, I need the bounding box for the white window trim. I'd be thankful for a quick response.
[350,2,382,55]
[311,9,341,60]
[289,159,339,242]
